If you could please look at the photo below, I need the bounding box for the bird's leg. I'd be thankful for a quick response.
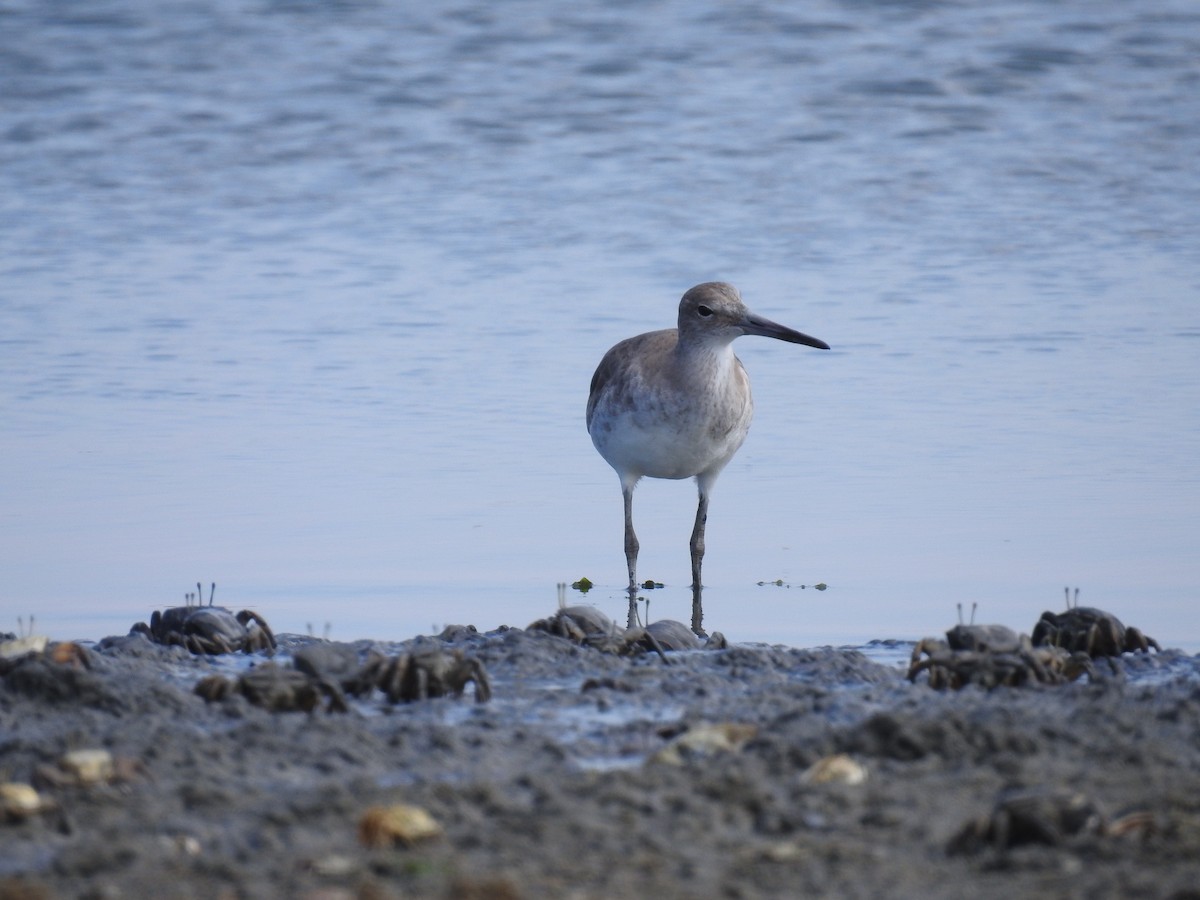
[689,491,708,588]
[623,484,640,628]
[690,491,709,636]
[623,484,639,591]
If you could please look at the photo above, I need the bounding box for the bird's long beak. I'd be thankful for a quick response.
[741,312,830,350]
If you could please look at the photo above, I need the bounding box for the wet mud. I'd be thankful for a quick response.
[2,622,1200,899]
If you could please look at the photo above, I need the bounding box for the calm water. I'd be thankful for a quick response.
[2,0,1198,648]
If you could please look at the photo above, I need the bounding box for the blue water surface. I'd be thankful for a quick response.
[1,0,1197,648]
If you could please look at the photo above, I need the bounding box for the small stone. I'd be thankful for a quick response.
[60,749,116,785]
[358,804,443,849]
[800,754,868,786]
[1,783,48,820]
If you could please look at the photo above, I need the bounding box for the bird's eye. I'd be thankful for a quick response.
[697,305,713,317]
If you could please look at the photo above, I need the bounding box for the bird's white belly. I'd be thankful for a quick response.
[590,406,750,481]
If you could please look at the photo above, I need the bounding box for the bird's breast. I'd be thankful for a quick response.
[588,348,754,480]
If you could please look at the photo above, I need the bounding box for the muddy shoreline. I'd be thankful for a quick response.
[3,620,1200,900]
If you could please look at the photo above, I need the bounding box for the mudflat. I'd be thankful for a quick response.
[2,621,1199,899]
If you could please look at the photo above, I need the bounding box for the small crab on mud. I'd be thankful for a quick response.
[642,618,728,652]
[1031,588,1160,658]
[527,605,724,657]
[349,643,492,704]
[908,642,1095,690]
[0,630,92,676]
[528,605,643,652]
[131,583,275,655]
[909,606,1095,689]
[948,787,1155,854]
[910,603,1024,657]
[908,623,1022,670]
[196,663,348,713]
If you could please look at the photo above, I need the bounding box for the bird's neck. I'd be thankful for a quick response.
[672,336,739,386]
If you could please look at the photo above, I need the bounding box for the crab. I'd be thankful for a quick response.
[352,643,492,704]
[643,619,702,651]
[910,603,1024,660]
[948,787,1155,854]
[1031,589,1160,658]
[528,605,657,656]
[292,641,363,687]
[1,626,48,662]
[527,606,723,657]
[528,605,626,644]
[1,614,92,674]
[908,602,1101,690]
[908,636,1095,689]
[132,591,275,655]
[908,623,1024,670]
[195,662,348,713]
[908,609,1025,688]
[0,635,92,676]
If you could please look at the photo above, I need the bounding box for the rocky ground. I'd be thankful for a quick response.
[2,613,1200,900]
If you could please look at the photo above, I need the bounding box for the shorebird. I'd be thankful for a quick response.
[586,282,829,631]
